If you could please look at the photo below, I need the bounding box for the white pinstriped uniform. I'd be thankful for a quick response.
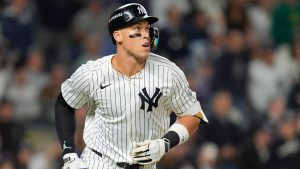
[61,53,205,169]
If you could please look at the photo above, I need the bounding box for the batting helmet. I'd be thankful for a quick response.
[108,3,159,47]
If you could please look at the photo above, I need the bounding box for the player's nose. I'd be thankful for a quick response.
[141,29,150,39]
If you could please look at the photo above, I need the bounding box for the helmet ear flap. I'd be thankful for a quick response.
[150,26,159,50]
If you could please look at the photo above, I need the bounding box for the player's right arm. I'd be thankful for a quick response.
[55,63,92,169]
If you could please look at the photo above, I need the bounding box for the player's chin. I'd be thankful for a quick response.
[140,48,151,57]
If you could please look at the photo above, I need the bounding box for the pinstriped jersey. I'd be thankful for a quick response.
[61,53,206,164]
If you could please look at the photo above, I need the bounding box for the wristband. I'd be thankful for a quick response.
[162,123,189,150]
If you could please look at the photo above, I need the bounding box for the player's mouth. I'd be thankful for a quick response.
[142,42,150,48]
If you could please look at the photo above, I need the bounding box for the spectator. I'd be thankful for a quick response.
[195,0,226,24]
[261,96,289,138]
[40,63,66,123]
[247,0,275,45]
[238,125,272,169]
[5,49,48,124]
[196,142,219,169]
[206,22,227,60]
[289,38,300,83]
[24,48,49,89]
[184,10,209,67]
[213,29,250,106]
[224,0,249,32]
[71,0,109,43]
[0,158,15,169]
[0,57,13,100]
[157,6,189,66]
[0,99,24,156]
[247,43,284,113]
[150,0,191,28]
[73,32,102,70]
[184,10,208,42]
[271,0,300,45]
[272,46,298,98]
[267,112,300,169]
[27,140,61,169]
[0,0,36,62]
[0,99,25,169]
[5,64,40,123]
[197,90,242,169]
[288,82,300,112]
[15,146,30,169]
[158,6,187,64]
[34,0,83,66]
[193,60,215,111]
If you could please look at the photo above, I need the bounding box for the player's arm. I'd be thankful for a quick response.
[55,93,88,169]
[55,63,92,169]
[131,107,207,165]
[130,115,206,165]
[168,110,207,145]
[162,99,208,149]
[55,92,76,155]
[174,113,201,141]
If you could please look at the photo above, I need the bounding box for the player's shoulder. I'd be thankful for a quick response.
[148,53,175,67]
[148,53,184,75]
[80,54,113,71]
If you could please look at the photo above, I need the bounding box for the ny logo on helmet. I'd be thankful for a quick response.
[137,6,146,15]
[139,87,162,112]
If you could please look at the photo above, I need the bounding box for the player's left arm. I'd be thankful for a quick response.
[176,113,202,138]
[131,66,208,165]
[130,112,207,165]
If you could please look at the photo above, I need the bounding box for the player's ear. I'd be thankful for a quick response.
[113,31,122,44]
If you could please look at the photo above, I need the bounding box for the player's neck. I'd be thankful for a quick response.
[112,54,146,77]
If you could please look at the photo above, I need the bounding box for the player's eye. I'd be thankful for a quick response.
[134,26,141,31]
[146,26,150,32]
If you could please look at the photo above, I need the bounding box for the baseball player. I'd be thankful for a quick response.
[55,3,208,169]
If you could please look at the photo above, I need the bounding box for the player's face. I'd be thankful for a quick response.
[119,21,151,58]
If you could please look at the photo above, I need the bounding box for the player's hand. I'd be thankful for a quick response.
[130,139,169,165]
[62,153,88,169]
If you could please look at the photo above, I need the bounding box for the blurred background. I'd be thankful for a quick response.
[0,0,299,168]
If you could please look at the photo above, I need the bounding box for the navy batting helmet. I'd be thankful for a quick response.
[108,3,159,46]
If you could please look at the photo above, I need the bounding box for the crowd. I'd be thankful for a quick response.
[0,0,299,168]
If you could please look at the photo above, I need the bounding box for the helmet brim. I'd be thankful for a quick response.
[143,16,159,24]
[118,16,158,30]
[109,14,158,45]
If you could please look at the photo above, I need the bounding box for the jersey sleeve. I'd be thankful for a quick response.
[61,63,92,109]
[167,67,208,122]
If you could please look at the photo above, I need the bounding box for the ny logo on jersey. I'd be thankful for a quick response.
[139,87,162,112]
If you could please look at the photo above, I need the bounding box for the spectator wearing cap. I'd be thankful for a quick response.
[267,112,300,169]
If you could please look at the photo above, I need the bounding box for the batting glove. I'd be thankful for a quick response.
[130,139,170,165]
[62,153,88,169]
